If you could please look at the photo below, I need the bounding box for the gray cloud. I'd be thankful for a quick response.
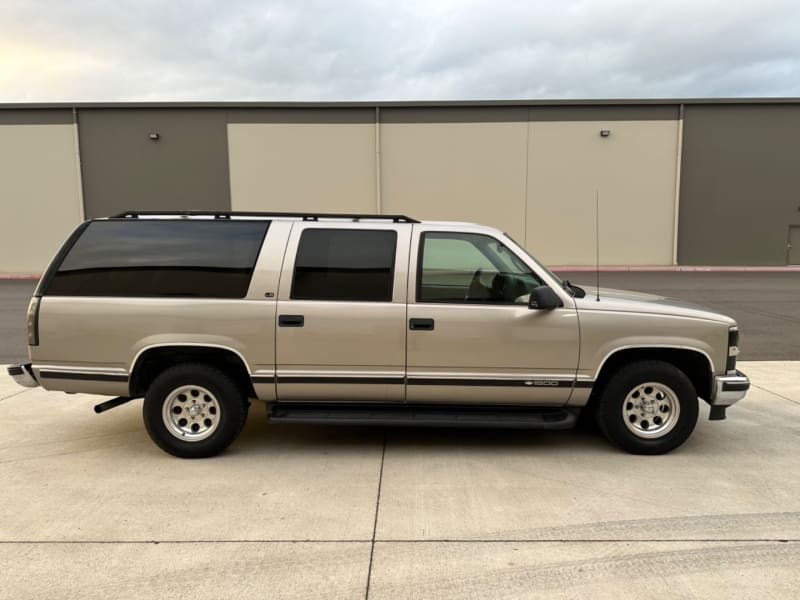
[2,0,799,101]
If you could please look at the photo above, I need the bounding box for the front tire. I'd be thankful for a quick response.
[595,360,699,455]
[143,363,248,458]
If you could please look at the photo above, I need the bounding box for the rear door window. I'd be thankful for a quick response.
[291,229,397,302]
[45,220,269,298]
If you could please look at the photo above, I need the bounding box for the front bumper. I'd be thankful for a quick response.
[7,363,39,388]
[711,370,750,406]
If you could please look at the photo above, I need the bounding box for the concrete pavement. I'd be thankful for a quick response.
[1,361,798,599]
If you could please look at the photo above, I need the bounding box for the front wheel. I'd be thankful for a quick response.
[143,363,249,458]
[595,360,699,455]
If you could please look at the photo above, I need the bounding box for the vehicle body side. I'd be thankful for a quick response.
[28,217,732,411]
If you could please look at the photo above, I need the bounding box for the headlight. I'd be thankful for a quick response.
[726,327,739,372]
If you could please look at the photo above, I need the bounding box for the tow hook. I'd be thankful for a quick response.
[94,396,138,414]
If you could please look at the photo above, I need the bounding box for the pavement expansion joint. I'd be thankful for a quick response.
[751,383,800,406]
[0,387,35,403]
[365,431,387,600]
[3,538,795,545]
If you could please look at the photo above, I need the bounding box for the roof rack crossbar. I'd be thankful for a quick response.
[111,210,419,223]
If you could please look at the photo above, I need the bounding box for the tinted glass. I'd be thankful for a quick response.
[292,229,396,302]
[46,220,269,298]
[418,232,542,304]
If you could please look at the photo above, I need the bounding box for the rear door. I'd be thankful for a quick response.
[275,222,411,402]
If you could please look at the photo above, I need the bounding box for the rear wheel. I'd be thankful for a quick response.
[143,363,248,458]
[595,360,698,454]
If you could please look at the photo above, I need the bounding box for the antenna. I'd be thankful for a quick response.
[595,190,600,302]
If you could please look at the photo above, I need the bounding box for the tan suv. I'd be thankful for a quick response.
[8,211,749,458]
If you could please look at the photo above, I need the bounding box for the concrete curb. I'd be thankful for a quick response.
[0,274,40,280]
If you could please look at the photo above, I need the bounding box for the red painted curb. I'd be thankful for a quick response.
[0,274,40,280]
[551,266,800,272]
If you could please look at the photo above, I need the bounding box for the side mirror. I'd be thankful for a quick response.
[528,286,562,310]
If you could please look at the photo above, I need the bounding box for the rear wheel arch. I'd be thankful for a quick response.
[129,345,254,399]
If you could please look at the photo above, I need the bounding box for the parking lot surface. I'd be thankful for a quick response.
[1,361,798,599]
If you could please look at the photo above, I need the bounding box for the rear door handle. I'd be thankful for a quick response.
[409,318,434,331]
[279,314,305,327]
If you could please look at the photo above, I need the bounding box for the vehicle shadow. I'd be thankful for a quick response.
[232,401,614,456]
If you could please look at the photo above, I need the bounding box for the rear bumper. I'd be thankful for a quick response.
[711,370,749,406]
[6,363,39,388]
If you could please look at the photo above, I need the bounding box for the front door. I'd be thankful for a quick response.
[275,222,411,402]
[406,228,580,405]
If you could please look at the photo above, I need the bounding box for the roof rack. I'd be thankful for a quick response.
[110,210,419,223]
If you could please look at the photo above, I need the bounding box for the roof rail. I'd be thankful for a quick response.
[110,210,419,223]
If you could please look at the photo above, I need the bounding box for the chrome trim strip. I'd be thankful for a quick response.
[130,343,253,374]
[592,345,715,381]
[408,378,574,388]
[406,371,576,380]
[276,369,404,378]
[39,371,128,382]
[35,364,128,374]
[281,376,404,385]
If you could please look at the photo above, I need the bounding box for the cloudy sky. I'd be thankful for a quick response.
[2,0,799,102]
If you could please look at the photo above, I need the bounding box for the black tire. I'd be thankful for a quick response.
[595,360,699,455]
[143,363,248,458]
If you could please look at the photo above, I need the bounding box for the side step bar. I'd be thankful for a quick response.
[268,403,579,430]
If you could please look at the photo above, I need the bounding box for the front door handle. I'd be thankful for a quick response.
[279,314,305,327]
[409,318,434,331]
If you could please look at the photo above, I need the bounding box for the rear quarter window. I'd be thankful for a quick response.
[44,220,269,298]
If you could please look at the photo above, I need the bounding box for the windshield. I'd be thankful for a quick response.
[502,233,564,288]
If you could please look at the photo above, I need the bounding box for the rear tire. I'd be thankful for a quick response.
[595,360,698,455]
[143,363,248,458]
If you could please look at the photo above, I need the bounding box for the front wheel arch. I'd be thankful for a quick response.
[591,347,714,402]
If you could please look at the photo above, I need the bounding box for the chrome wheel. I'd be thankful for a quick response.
[622,381,680,439]
[161,385,221,442]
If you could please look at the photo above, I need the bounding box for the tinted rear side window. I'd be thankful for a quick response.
[292,229,397,302]
[46,220,269,298]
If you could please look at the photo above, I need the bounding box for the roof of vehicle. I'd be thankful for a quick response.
[103,210,421,223]
[96,211,507,236]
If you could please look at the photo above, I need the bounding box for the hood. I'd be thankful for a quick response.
[574,286,737,326]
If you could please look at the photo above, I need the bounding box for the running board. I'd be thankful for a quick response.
[268,403,579,430]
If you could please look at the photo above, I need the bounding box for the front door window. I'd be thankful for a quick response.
[417,232,542,304]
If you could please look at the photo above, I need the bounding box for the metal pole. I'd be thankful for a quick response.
[375,106,382,215]
[72,107,86,222]
[672,103,684,266]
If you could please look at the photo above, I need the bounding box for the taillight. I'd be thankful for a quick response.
[27,297,41,346]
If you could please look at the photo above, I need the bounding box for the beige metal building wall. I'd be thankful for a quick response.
[0,121,83,274]
[526,113,679,266]
[227,109,378,213]
[379,108,528,242]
